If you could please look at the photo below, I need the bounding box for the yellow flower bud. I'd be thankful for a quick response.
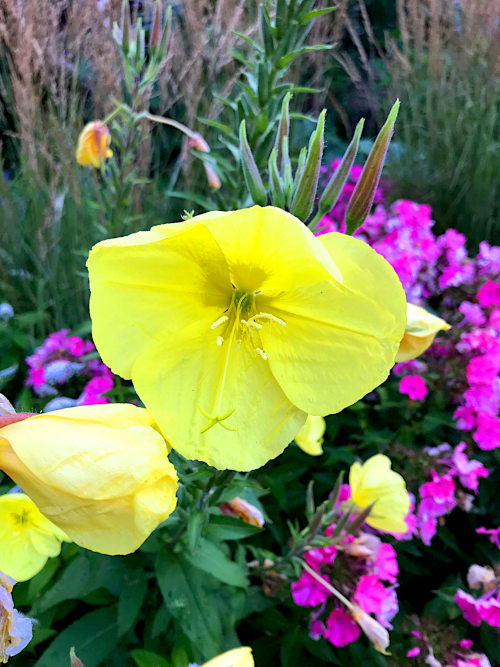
[0,493,67,582]
[75,121,113,168]
[201,646,254,667]
[0,404,178,555]
[349,454,410,533]
[294,415,325,456]
[396,303,450,362]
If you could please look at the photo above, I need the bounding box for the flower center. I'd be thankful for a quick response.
[198,287,286,433]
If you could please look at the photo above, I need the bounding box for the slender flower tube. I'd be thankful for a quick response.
[396,303,450,362]
[0,404,178,555]
[0,493,67,582]
[87,206,406,471]
[76,121,113,168]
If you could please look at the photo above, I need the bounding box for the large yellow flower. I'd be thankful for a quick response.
[87,206,406,471]
[201,647,254,667]
[0,493,67,582]
[349,454,410,533]
[76,121,113,168]
[396,303,450,362]
[0,404,178,555]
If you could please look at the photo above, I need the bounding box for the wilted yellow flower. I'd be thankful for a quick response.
[220,497,264,527]
[201,647,254,667]
[349,454,410,533]
[395,303,450,362]
[0,572,33,662]
[0,493,67,582]
[76,121,113,168]
[0,404,178,555]
[87,206,405,471]
[295,415,325,456]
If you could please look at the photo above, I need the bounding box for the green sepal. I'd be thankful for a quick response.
[274,92,291,170]
[345,100,400,235]
[268,148,286,209]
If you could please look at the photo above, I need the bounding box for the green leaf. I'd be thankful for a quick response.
[276,44,333,69]
[300,7,336,24]
[205,514,262,541]
[164,190,217,211]
[34,606,118,667]
[186,538,249,588]
[132,649,170,667]
[156,552,223,660]
[117,574,148,636]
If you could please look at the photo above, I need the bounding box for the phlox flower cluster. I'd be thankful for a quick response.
[407,631,491,667]
[291,523,399,648]
[455,563,500,629]
[25,329,113,410]
[407,443,489,546]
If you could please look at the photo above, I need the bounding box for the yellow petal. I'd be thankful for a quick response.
[88,223,231,379]
[0,493,65,581]
[202,647,254,667]
[350,455,410,533]
[132,321,306,471]
[396,303,450,362]
[0,405,178,555]
[260,232,406,415]
[295,415,325,456]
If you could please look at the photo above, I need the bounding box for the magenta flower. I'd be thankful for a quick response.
[291,572,329,608]
[372,543,398,583]
[466,355,500,386]
[477,281,500,308]
[354,575,387,615]
[309,619,326,640]
[304,545,337,569]
[323,608,361,647]
[407,647,421,658]
[473,413,500,450]
[451,443,489,492]
[455,590,482,626]
[479,597,500,627]
[399,375,427,400]
[476,526,500,550]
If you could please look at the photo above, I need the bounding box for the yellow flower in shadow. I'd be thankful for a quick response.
[396,303,450,362]
[76,121,113,168]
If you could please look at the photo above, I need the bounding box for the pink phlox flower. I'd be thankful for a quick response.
[26,366,46,390]
[376,585,399,629]
[455,590,482,626]
[304,545,337,569]
[399,375,428,400]
[390,492,417,540]
[457,330,500,355]
[466,355,500,386]
[477,242,500,276]
[476,526,500,550]
[419,471,456,513]
[473,413,500,451]
[451,443,489,492]
[439,263,475,290]
[477,281,500,308]
[489,309,500,332]
[417,512,438,546]
[323,608,361,647]
[372,543,399,583]
[393,360,428,377]
[459,302,486,327]
[463,382,500,417]
[354,575,387,615]
[478,596,500,627]
[78,373,114,406]
[407,647,421,658]
[309,619,326,640]
[459,640,474,650]
[454,407,476,431]
[291,571,329,608]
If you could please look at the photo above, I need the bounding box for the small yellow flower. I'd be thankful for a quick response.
[87,206,406,471]
[294,415,325,456]
[0,493,67,582]
[349,454,410,533]
[76,121,113,168]
[0,404,178,556]
[395,303,450,362]
[201,647,254,667]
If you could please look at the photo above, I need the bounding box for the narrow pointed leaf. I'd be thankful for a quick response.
[239,120,266,206]
[274,92,291,170]
[268,148,285,209]
[290,109,326,221]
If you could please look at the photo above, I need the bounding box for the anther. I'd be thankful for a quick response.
[252,312,287,327]
[210,315,229,330]
[255,347,268,360]
[216,336,224,346]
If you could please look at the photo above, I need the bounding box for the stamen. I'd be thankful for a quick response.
[255,347,268,360]
[251,312,287,327]
[216,336,224,346]
[211,315,229,330]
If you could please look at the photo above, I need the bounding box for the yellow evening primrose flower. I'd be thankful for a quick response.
[75,121,113,168]
[295,415,326,456]
[349,454,410,533]
[87,206,406,471]
[0,404,178,555]
[396,303,450,362]
[201,646,254,667]
[0,493,67,582]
